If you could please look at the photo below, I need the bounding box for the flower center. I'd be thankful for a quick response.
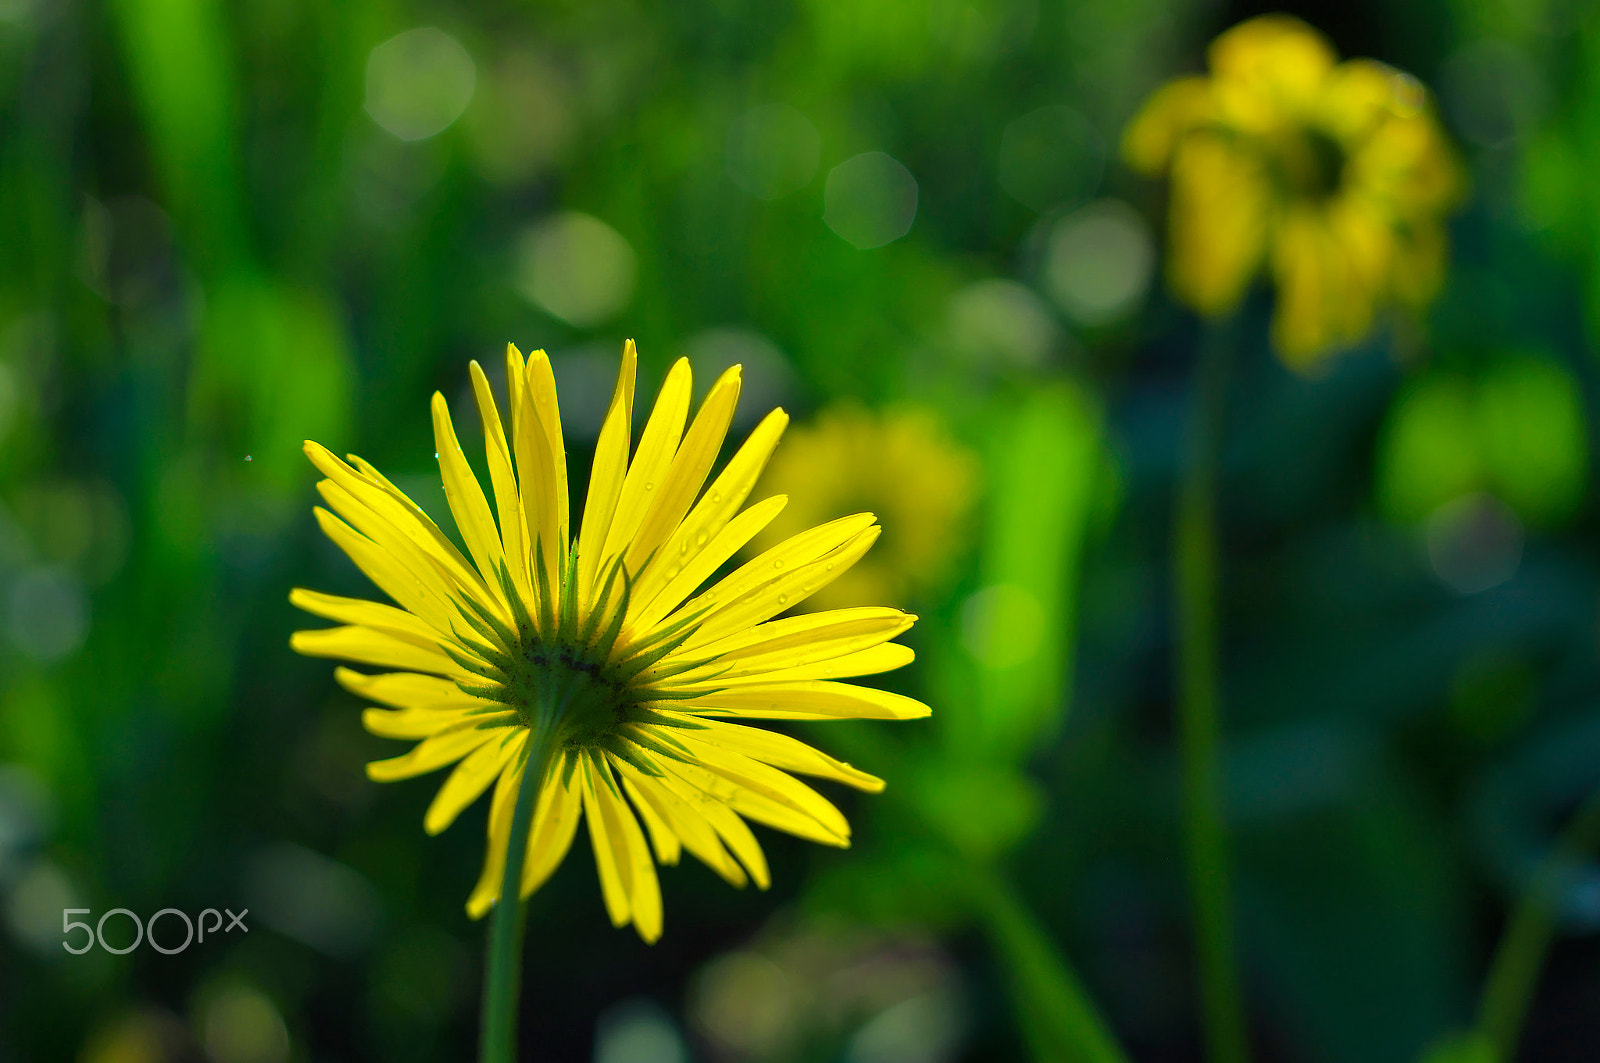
[1270,124,1346,200]
[452,552,707,759]
[510,638,639,748]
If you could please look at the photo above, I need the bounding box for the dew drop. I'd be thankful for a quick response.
[777,593,789,605]
[243,454,253,462]
[772,559,785,570]
[825,562,835,571]
[710,491,722,503]
[695,531,708,546]
[645,481,655,491]
[680,539,691,555]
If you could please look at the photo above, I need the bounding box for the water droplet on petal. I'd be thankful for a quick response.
[825,562,835,571]
[710,491,722,503]
[695,531,708,546]
[772,559,785,570]
[777,593,789,605]
[645,481,654,491]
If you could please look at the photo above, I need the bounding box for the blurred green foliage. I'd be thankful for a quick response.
[4,0,1600,1061]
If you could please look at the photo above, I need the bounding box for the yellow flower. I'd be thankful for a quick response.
[1124,14,1462,367]
[290,341,929,943]
[748,403,980,611]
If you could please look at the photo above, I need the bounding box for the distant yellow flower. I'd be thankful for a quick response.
[290,342,929,943]
[749,403,979,611]
[1124,14,1462,367]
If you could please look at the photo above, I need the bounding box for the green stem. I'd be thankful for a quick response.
[1174,317,1250,1063]
[1475,782,1600,1060]
[968,865,1131,1063]
[480,720,563,1063]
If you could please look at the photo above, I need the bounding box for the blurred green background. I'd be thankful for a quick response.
[5,0,1600,1060]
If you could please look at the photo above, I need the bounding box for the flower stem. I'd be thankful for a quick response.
[480,720,563,1063]
[968,864,1131,1063]
[1174,317,1250,1063]
[1475,780,1600,1059]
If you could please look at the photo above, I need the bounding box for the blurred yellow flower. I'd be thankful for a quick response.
[291,342,928,943]
[750,403,980,611]
[1124,14,1462,367]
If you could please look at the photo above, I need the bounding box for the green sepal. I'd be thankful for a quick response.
[449,623,517,676]
[619,723,693,762]
[627,706,708,730]
[602,734,667,778]
[587,748,626,801]
[531,541,557,639]
[453,678,514,705]
[441,642,505,683]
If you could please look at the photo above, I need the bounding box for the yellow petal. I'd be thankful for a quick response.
[336,667,494,710]
[303,442,485,599]
[620,768,747,887]
[1270,206,1338,365]
[525,349,570,547]
[431,391,506,587]
[1209,14,1336,115]
[682,607,915,674]
[312,480,509,634]
[465,743,584,918]
[425,732,517,834]
[512,347,570,598]
[683,523,881,648]
[367,723,496,782]
[691,643,915,687]
[657,772,770,889]
[1167,131,1270,317]
[627,495,789,638]
[577,340,637,604]
[580,759,634,930]
[678,679,932,721]
[616,768,682,865]
[468,744,523,918]
[470,361,533,607]
[291,625,461,677]
[664,754,849,847]
[1389,221,1447,308]
[521,755,583,897]
[626,408,789,626]
[626,364,741,576]
[666,513,873,636]
[713,643,915,685]
[310,502,460,635]
[1122,77,1214,173]
[667,717,884,792]
[590,762,663,942]
[289,588,440,644]
[362,705,471,739]
[601,358,693,573]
